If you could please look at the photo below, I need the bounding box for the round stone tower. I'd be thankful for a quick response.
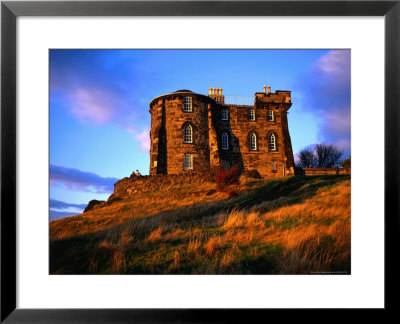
[149,90,214,175]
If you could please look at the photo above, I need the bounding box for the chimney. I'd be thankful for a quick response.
[208,87,225,104]
[267,86,271,94]
[263,85,266,93]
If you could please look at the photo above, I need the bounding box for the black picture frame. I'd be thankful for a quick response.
[1,0,399,322]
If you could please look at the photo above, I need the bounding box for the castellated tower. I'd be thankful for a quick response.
[149,87,295,177]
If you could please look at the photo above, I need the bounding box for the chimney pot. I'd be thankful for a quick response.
[263,85,266,93]
[209,88,212,95]
[212,87,215,95]
[267,86,271,94]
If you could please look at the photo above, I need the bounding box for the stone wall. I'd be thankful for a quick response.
[295,167,351,176]
[209,91,295,177]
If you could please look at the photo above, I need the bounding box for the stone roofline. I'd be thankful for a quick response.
[255,90,291,95]
[149,89,292,108]
[149,90,213,107]
[222,104,254,108]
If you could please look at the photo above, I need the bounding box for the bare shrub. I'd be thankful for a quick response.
[214,166,240,193]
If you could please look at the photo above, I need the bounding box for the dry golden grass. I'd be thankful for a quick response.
[187,237,202,256]
[50,175,351,274]
[220,253,234,267]
[221,209,264,229]
[172,250,181,267]
[50,179,233,240]
[146,226,163,243]
[111,250,126,273]
[204,236,220,256]
[217,179,351,273]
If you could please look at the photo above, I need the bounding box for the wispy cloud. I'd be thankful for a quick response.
[49,198,87,210]
[50,50,150,144]
[128,127,150,152]
[296,50,351,154]
[50,210,79,221]
[68,87,118,124]
[50,164,118,194]
[49,199,87,221]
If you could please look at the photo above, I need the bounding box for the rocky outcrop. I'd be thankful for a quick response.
[106,173,214,204]
[84,199,106,212]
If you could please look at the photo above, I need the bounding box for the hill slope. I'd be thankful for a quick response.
[50,175,351,274]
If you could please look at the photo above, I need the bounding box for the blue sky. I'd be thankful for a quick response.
[49,49,351,220]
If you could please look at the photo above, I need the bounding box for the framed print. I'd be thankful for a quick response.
[1,0,399,322]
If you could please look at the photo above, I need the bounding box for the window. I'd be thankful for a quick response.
[221,132,229,150]
[249,109,256,121]
[184,154,193,170]
[268,109,274,121]
[222,160,230,170]
[183,125,193,143]
[272,160,276,172]
[269,134,276,151]
[221,108,228,120]
[250,133,257,150]
[183,97,192,112]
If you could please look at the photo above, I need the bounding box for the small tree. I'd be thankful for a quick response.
[340,155,351,169]
[214,166,240,196]
[297,144,343,168]
[298,147,318,167]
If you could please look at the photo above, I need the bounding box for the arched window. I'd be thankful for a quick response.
[184,125,193,143]
[250,133,257,150]
[269,133,276,151]
[268,109,274,121]
[221,132,229,150]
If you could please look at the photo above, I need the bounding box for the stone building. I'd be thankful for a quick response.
[149,86,295,177]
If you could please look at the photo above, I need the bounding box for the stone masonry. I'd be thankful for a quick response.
[149,87,295,177]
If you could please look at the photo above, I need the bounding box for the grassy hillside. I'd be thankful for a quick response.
[50,175,351,274]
